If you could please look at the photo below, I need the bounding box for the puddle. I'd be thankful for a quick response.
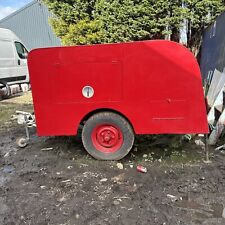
[174,197,225,220]
[2,165,15,173]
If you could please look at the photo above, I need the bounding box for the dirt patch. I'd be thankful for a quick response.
[1,93,225,225]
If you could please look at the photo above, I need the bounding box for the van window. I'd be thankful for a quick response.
[15,42,28,59]
[0,40,14,58]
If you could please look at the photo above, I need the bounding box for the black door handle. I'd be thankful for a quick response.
[18,59,20,65]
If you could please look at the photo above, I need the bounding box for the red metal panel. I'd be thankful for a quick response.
[52,61,122,103]
[28,40,209,136]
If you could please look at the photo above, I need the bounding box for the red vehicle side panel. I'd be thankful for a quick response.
[28,40,209,136]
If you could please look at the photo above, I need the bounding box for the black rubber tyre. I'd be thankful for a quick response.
[82,112,134,160]
[0,81,11,99]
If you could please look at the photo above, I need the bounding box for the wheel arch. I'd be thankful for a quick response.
[79,108,135,134]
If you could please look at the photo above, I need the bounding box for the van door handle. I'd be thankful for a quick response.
[18,59,21,65]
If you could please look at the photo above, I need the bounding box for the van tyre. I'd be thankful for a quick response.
[0,81,11,98]
[82,112,134,160]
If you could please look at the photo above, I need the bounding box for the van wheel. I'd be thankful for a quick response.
[0,81,11,98]
[82,112,134,160]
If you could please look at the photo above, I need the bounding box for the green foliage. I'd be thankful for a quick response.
[43,0,225,49]
[55,18,105,45]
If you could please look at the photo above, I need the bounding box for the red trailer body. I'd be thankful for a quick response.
[28,40,208,160]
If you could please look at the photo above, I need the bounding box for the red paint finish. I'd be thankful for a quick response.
[91,124,123,153]
[28,40,209,136]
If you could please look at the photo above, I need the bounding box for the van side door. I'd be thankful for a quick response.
[0,40,15,81]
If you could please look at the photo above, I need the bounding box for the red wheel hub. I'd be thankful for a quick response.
[91,124,123,153]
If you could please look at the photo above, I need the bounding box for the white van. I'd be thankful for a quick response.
[0,28,29,96]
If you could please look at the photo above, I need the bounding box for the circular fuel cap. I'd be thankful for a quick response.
[82,86,94,98]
